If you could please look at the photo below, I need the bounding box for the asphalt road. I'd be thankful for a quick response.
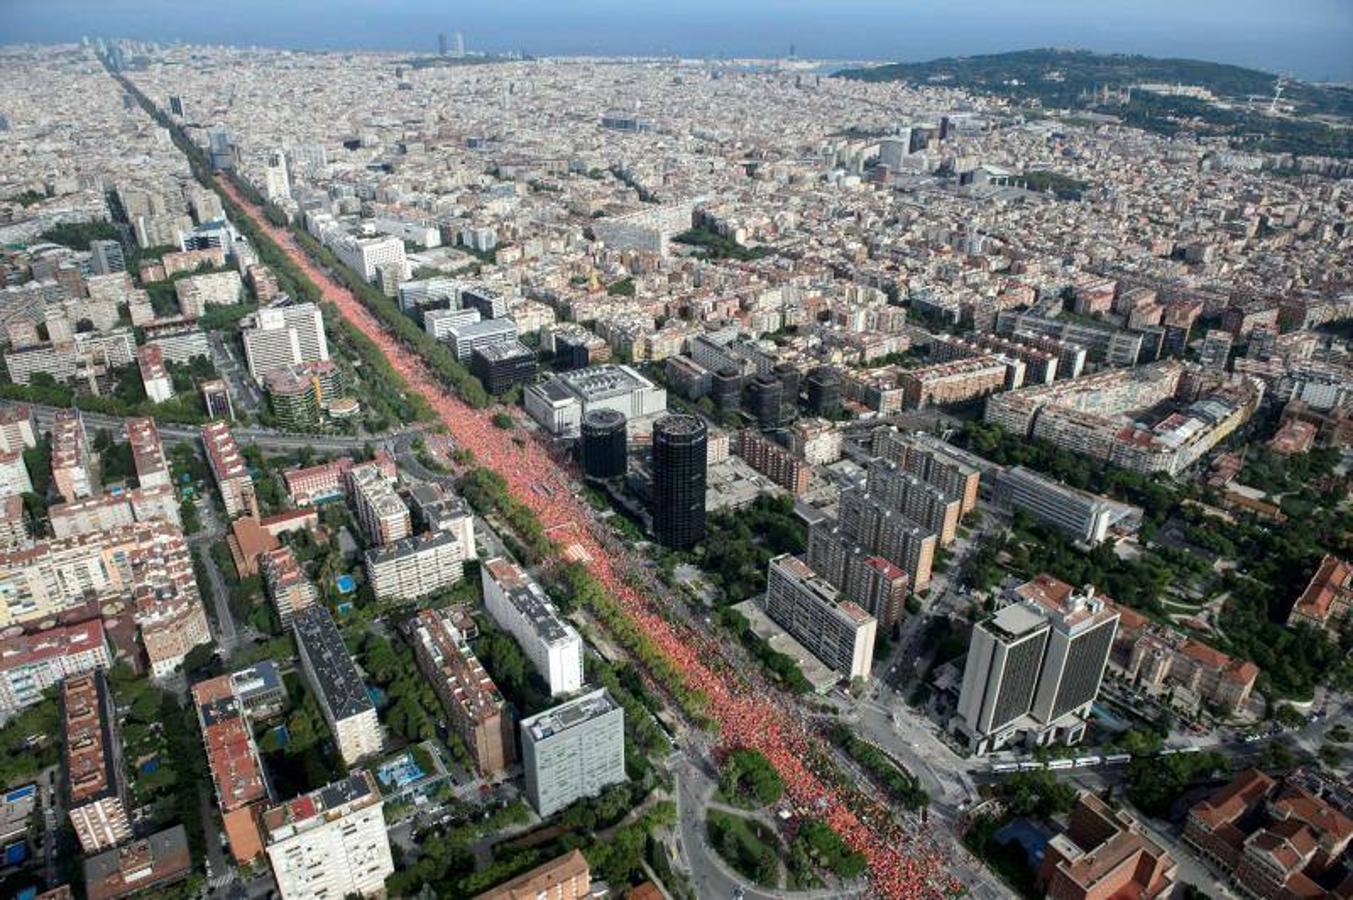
[22,401,412,453]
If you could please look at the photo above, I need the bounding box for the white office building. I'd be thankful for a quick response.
[424,307,481,342]
[520,689,625,816]
[444,318,517,362]
[481,557,583,696]
[524,364,668,437]
[332,233,406,284]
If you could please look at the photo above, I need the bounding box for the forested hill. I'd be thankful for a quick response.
[836,48,1350,114]
[835,48,1353,158]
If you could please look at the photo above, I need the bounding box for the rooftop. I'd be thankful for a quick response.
[483,556,576,646]
[292,605,375,721]
[261,770,380,842]
[521,688,618,744]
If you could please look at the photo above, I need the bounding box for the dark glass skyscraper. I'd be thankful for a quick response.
[651,414,707,550]
[580,408,628,479]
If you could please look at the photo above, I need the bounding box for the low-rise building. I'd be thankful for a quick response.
[1288,555,1352,634]
[1038,792,1177,900]
[83,826,192,900]
[472,849,591,900]
[191,674,269,864]
[1111,605,1259,715]
[1184,769,1352,900]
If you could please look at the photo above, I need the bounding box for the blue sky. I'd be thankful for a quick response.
[3,0,1350,81]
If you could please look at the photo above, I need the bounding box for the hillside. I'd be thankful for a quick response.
[836,48,1353,159]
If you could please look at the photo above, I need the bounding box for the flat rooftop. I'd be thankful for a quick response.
[732,600,839,693]
[521,688,618,743]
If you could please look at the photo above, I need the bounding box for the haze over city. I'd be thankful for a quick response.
[2,0,1352,79]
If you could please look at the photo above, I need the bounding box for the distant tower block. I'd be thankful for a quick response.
[438,33,447,56]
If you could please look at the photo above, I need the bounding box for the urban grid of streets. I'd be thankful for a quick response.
[1,31,1350,900]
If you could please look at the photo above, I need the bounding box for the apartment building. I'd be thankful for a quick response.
[292,605,382,765]
[474,849,591,900]
[734,430,810,495]
[0,496,28,551]
[191,674,269,864]
[997,310,1143,368]
[954,575,1118,755]
[409,608,515,778]
[262,771,394,900]
[0,448,32,499]
[48,488,165,538]
[51,409,93,502]
[832,490,938,592]
[481,557,584,697]
[364,531,465,603]
[125,417,170,489]
[0,523,209,674]
[865,458,962,546]
[83,826,192,900]
[241,303,330,381]
[173,270,243,317]
[202,420,258,518]
[260,547,318,628]
[762,555,877,682]
[929,335,1029,390]
[348,462,410,545]
[0,404,38,453]
[520,690,626,817]
[407,484,476,553]
[898,355,1009,409]
[0,618,110,716]
[872,428,982,516]
[64,671,132,854]
[788,418,843,465]
[4,329,137,387]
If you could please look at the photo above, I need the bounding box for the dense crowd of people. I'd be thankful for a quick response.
[220,177,961,898]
